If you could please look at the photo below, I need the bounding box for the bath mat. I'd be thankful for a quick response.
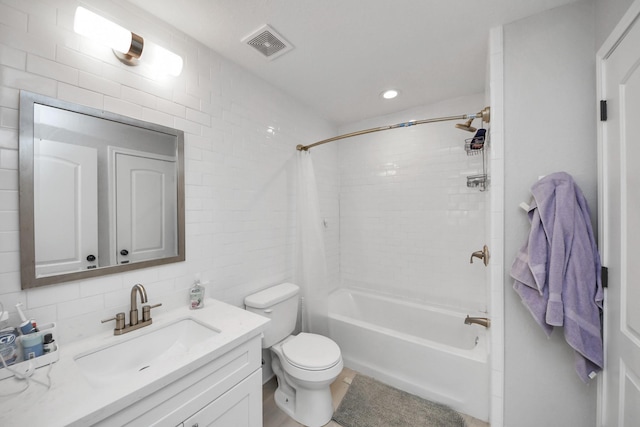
[332,374,466,427]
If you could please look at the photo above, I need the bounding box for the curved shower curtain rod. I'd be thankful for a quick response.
[296,106,491,151]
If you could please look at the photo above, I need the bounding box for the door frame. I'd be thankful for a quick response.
[596,1,640,424]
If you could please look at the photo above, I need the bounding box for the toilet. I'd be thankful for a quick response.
[245,283,343,427]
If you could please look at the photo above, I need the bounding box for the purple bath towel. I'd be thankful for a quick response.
[510,172,603,383]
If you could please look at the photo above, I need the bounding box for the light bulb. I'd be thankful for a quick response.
[141,41,183,77]
[74,7,132,54]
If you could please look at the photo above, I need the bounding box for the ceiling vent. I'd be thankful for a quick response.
[242,25,293,60]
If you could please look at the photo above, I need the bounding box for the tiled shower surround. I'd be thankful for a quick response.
[337,94,488,312]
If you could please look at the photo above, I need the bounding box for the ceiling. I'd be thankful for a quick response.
[126,0,578,126]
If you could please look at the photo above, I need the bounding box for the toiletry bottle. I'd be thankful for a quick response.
[0,329,18,366]
[43,333,56,354]
[189,280,205,309]
[21,333,43,360]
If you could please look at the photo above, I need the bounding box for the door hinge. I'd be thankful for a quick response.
[601,266,608,288]
[600,100,607,121]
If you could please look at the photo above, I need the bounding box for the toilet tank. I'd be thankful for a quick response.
[244,283,300,348]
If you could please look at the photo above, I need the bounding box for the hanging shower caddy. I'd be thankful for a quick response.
[465,129,488,191]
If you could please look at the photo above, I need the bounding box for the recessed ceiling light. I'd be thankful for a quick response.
[381,89,399,100]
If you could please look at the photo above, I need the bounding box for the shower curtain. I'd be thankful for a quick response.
[295,151,329,337]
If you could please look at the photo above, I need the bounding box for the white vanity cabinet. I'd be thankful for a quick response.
[0,300,270,427]
[178,370,262,427]
[92,335,263,427]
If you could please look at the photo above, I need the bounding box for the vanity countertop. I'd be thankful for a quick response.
[0,298,269,426]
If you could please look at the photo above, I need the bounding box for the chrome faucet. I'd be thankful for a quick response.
[464,315,491,328]
[101,283,162,335]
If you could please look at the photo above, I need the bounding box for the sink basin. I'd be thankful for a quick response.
[74,318,220,386]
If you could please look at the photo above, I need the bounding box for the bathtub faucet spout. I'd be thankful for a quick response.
[470,245,490,266]
[464,315,491,328]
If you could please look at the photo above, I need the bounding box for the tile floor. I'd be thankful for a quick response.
[262,367,490,427]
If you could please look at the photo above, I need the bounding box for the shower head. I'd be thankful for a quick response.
[455,118,477,133]
[455,107,491,133]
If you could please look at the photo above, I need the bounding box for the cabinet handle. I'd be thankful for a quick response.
[87,254,96,262]
[120,249,129,256]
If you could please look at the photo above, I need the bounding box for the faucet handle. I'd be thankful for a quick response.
[142,303,162,322]
[470,245,490,266]
[101,312,126,331]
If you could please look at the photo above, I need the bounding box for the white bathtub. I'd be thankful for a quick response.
[328,288,489,421]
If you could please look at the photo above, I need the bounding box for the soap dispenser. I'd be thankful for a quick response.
[189,279,205,310]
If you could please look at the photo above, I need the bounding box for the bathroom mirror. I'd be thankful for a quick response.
[19,91,185,289]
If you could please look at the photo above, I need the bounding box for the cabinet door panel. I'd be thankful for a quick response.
[182,370,262,427]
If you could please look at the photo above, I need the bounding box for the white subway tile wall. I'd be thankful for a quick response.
[337,94,488,311]
[1,0,488,356]
[0,0,338,344]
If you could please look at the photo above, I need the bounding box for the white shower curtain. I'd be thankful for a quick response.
[295,151,329,337]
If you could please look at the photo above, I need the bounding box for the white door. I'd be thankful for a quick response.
[34,139,98,276]
[599,3,640,425]
[115,153,177,265]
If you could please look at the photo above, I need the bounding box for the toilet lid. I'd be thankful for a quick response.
[282,333,341,371]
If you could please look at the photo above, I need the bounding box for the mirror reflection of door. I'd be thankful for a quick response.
[115,154,177,265]
[34,139,98,276]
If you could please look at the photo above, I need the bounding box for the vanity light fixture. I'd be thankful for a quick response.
[73,7,183,77]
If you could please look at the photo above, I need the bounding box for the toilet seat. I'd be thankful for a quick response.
[281,333,341,371]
